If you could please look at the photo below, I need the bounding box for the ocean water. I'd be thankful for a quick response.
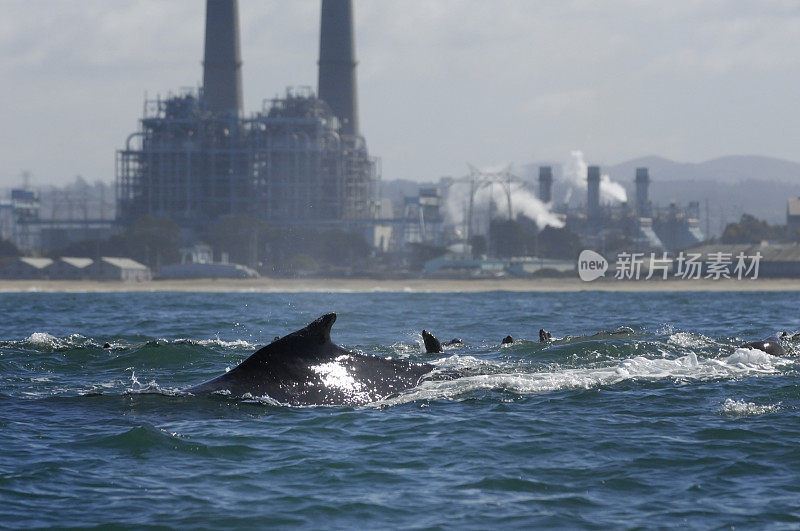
[1,290,800,528]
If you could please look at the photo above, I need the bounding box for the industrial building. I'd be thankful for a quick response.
[394,187,446,248]
[116,0,378,234]
[0,189,41,251]
[786,198,800,241]
[538,164,704,253]
[87,258,151,281]
[1,186,120,253]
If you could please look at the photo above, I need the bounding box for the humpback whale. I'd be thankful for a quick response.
[742,337,786,356]
[421,330,443,353]
[186,313,434,406]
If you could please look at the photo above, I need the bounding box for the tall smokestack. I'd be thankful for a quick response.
[318,0,359,136]
[587,165,600,218]
[635,167,650,217]
[538,166,553,203]
[203,0,243,116]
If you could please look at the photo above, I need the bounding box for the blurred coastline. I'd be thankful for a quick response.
[1,277,799,293]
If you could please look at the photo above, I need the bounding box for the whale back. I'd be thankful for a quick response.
[186,313,433,405]
[236,312,340,370]
[743,337,786,356]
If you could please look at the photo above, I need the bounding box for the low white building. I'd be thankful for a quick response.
[87,257,151,281]
[47,257,93,280]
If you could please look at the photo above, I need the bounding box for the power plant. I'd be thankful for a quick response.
[116,0,378,233]
[534,163,704,252]
[12,1,797,280]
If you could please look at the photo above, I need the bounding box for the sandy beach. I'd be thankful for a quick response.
[1,277,799,293]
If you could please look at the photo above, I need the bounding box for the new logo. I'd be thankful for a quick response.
[578,250,608,281]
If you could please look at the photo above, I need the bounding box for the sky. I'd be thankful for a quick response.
[0,0,799,188]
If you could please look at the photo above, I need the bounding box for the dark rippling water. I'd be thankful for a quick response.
[2,290,800,528]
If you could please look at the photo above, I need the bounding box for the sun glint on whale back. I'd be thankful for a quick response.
[185,313,434,406]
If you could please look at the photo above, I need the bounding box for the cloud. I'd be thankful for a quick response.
[643,14,800,76]
[521,88,599,116]
[1,0,800,187]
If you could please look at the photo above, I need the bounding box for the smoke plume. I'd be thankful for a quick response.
[562,150,627,204]
[443,166,564,235]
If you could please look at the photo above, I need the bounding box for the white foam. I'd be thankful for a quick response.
[388,341,423,358]
[124,369,166,394]
[720,398,780,416]
[657,324,676,335]
[195,338,255,349]
[433,354,495,370]
[373,350,795,407]
[25,332,59,348]
[668,332,712,349]
[723,347,784,368]
[251,394,283,406]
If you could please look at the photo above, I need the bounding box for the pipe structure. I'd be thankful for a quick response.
[635,167,650,217]
[318,0,359,136]
[203,0,243,116]
[538,166,553,203]
[587,165,600,219]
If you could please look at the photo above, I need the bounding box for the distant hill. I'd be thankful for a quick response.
[605,155,800,228]
[639,179,800,229]
[608,155,800,184]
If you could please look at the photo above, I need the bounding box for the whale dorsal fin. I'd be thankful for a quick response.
[240,313,337,366]
[305,312,336,344]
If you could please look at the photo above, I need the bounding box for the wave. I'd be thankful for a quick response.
[0,332,97,352]
[2,326,797,407]
[374,348,796,408]
[73,424,255,458]
[162,347,796,409]
[0,333,258,354]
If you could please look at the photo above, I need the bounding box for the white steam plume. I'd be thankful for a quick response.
[443,169,564,233]
[562,150,627,204]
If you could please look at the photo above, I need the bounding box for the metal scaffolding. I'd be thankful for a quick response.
[116,87,378,231]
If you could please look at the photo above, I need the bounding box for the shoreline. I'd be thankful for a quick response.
[1,277,799,293]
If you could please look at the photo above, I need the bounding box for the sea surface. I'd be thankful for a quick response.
[1,290,800,528]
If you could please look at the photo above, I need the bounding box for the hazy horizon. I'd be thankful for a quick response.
[1,0,798,188]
